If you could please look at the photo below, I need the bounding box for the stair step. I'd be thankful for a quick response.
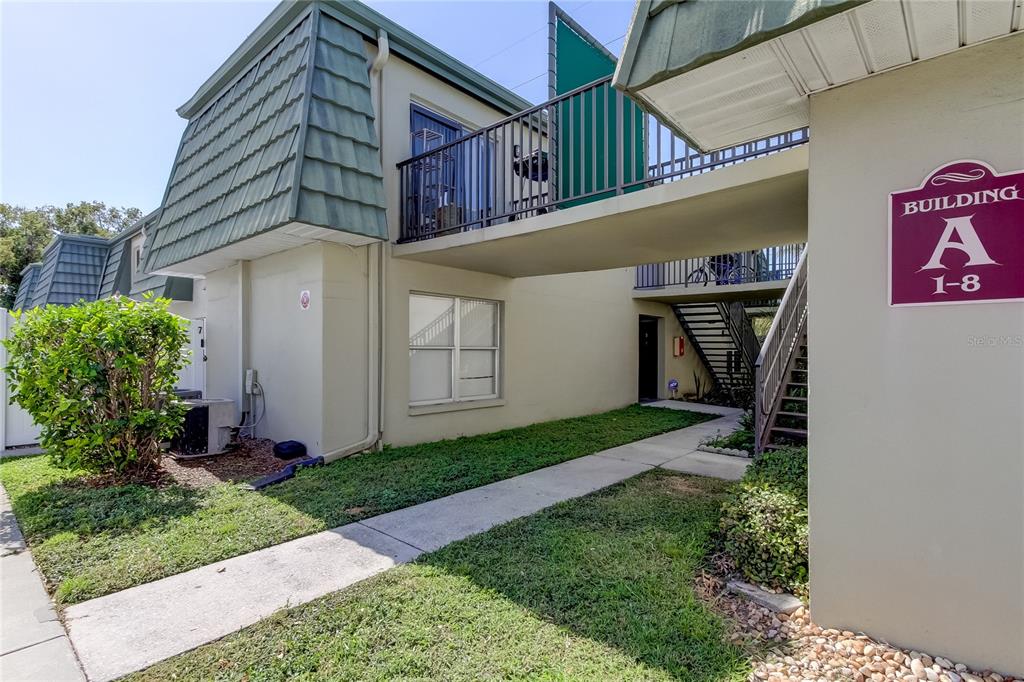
[781,396,807,402]
[787,382,808,388]
[770,426,808,436]
[776,411,808,418]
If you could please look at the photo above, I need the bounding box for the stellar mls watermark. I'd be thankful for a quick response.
[967,334,1023,347]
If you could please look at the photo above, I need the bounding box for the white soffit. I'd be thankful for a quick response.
[151,222,379,277]
[641,0,1021,151]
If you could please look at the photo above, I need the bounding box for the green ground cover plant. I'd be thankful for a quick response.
[0,405,712,604]
[720,447,808,594]
[706,411,755,454]
[129,471,752,682]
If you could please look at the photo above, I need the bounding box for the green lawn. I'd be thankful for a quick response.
[129,471,750,682]
[0,405,711,605]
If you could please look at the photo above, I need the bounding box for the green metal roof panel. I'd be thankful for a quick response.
[614,0,868,93]
[124,212,193,301]
[145,14,311,272]
[177,0,530,121]
[144,8,386,273]
[28,235,110,308]
[13,263,41,311]
[97,238,129,298]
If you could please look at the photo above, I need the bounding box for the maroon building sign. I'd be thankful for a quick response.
[889,160,1024,306]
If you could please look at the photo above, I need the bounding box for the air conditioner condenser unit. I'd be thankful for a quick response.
[170,398,236,458]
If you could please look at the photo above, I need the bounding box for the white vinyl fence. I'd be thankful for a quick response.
[1,310,42,450]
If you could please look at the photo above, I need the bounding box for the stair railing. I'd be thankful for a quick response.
[755,247,808,455]
[720,301,760,373]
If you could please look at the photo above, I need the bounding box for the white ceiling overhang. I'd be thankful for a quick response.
[633,0,1022,151]
[149,222,379,278]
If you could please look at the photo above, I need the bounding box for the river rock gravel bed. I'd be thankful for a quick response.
[697,569,1016,682]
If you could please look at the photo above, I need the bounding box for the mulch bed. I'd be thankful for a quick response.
[161,438,299,488]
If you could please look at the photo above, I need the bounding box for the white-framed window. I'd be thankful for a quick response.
[409,293,500,406]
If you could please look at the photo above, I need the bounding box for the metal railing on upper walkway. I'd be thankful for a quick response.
[397,75,808,243]
[635,243,805,290]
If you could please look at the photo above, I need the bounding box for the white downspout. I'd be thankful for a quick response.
[373,31,389,447]
[321,29,390,463]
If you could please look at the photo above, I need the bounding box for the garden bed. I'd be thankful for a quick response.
[161,439,293,488]
[0,404,712,604]
[703,410,755,457]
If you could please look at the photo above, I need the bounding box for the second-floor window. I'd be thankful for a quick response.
[410,103,463,155]
[408,103,494,232]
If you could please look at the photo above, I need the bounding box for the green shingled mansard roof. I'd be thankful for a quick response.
[27,234,111,309]
[97,211,194,301]
[13,263,41,311]
[144,6,392,273]
[614,0,869,93]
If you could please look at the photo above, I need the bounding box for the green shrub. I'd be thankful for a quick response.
[720,446,808,593]
[744,446,807,500]
[4,297,189,478]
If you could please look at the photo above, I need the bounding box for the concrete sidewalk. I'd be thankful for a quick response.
[0,486,84,682]
[61,405,748,681]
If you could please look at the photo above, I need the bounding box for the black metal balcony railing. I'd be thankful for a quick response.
[397,75,808,243]
[634,243,806,290]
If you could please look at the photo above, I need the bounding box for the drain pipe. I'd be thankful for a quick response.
[319,29,390,464]
[373,31,389,448]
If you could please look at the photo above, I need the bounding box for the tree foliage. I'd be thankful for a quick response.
[0,202,142,308]
[4,297,189,478]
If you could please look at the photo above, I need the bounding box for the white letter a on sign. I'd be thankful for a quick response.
[918,215,999,271]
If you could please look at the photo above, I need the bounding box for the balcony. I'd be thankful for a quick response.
[394,75,809,277]
[634,243,805,304]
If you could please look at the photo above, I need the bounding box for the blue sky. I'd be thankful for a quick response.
[0,0,634,212]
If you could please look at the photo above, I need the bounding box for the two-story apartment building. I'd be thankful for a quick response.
[11,0,730,457]
[11,0,819,460]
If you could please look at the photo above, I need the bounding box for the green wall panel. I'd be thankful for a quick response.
[554,15,644,206]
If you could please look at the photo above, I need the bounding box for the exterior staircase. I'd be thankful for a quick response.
[672,301,760,397]
[755,249,809,454]
[763,334,808,449]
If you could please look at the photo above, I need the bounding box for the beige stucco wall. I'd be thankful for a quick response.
[191,42,713,457]
[362,44,710,445]
[201,242,377,456]
[807,35,1023,675]
[382,258,710,446]
[247,244,327,451]
[321,242,372,453]
[203,264,243,419]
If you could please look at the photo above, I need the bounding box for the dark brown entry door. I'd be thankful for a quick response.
[638,316,659,402]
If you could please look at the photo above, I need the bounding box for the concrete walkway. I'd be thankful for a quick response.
[53,404,747,681]
[0,486,85,682]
